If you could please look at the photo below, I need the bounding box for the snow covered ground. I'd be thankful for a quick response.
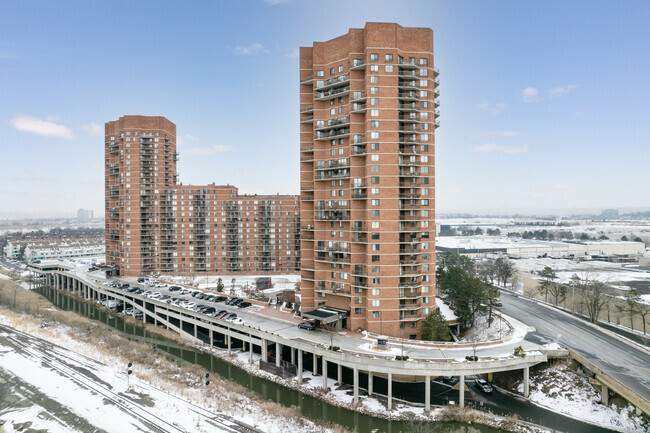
[517,362,648,433]
[0,312,343,433]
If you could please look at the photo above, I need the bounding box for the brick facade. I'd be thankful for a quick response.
[105,116,299,277]
[299,23,439,338]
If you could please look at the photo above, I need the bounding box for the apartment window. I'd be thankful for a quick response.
[371,143,379,150]
[370,75,379,84]
[372,255,380,262]
[371,120,379,128]
[372,277,380,284]
[371,232,380,240]
[371,299,380,307]
[373,311,380,318]
[317,70,324,77]
[316,80,324,88]
[420,79,428,87]
[354,308,363,315]
[370,109,379,117]
[372,244,380,251]
[371,98,379,106]
[371,154,379,161]
[370,87,379,95]
[338,65,343,73]
[385,53,393,62]
[385,65,393,73]
[420,68,428,76]
[371,188,379,195]
[371,210,380,217]
[370,64,379,72]
[371,199,380,206]
[421,101,429,108]
[421,133,429,141]
[370,53,378,61]
[371,265,380,274]
[371,176,379,184]
[420,90,428,97]
[421,155,429,163]
[370,131,379,139]
[371,165,379,173]
[420,57,428,65]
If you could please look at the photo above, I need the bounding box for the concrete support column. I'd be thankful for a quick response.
[337,363,342,385]
[368,372,373,396]
[210,329,214,346]
[387,372,393,411]
[322,357,328,389]
[297,350,303,383]
[425,375,431,411]
[459,374,465,408]
[261,339,268,363]
[249,339,253,363]
[353,368,359,404]
[275,342,281,367]
[227,331,231,355]
[601,384,609,406]
[313,353,318,376]
[290,347,295,365]
[523,367,530,398]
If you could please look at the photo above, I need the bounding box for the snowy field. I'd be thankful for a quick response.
[518,362,648,433]
[0,313,341,433]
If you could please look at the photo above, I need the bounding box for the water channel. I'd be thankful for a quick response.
[35,286,509,433]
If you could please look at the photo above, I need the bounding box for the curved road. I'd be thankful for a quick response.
[500,291,650,406]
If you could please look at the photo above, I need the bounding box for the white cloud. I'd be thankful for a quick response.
[10,115,74,139]
[184,145,233,156]
[231,43,268,55]
[177,134,199,145]
[471,143,530,154]
[81,122,102,136]
[471,131,522,139]
[521,87,539,103]
[476,101,507,114]
[548,84,578,98]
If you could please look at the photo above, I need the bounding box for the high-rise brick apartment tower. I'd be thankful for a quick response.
[105,116,299,277]
[299,23,439,338]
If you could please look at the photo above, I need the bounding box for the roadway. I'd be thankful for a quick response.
[499,291,650,406]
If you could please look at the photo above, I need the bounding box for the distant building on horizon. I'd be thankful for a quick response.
[600,209,619,219]
[77,208,94,220]
[298,23,439,338]
[104,116,299,277]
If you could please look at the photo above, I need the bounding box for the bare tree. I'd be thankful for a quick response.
[495,257,514,287]
[583,280,611,324]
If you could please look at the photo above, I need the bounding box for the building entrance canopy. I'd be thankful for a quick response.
[302,309,340,324]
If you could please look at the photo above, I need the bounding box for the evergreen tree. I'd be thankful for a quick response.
[421,310,451,341]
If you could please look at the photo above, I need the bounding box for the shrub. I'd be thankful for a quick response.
[465,355,478,361]
[514,345,526,357]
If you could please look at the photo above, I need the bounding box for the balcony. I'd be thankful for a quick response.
[398,80,419,91]
[398,115,419,123]
[350,60,366,70]
[314,87,350,101]
[399,169,421,177]
[351,190,367,199]
[316,74,350,91]
[301,225,314,231]
[398,91,420,101]
[350,91,367,103]
[434,87,440,98]
[301,155,314,162]
[316,244,350,253]
[352,232,367,243]
[399,159,420,167]
[108,144,119,153]
[434,109,441,120]
[300,145,314,153]
[399,125,421,134]
[435,120,441,129]
[301,194,314,202]
[400,302,421,310]
[399,191,421,199]
[433,67,440,78]
[315,212,350,221]
[399,281,421,288]
[315,129,350,141]
[301,105,314,114]
[315,253,351,264]
[300,75,313,85]
[398,70,420,79]
[399,247,421,254]
[400,258,421,265]
[300,115,314,124]
[351,145,366,156]
[399,103,420,112]
[399,145,420,155]
[351,134,366,145]
[398,59,418,69]
[315,117,349,132]
[399,136,421,146]
[351,103,367,113]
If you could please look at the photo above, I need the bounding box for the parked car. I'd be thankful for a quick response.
[297,321,316,331]
[238,302,252,309]
[169,286,181,292]
[223,313,237,321]
[231,298,244,306]
[214,296,227,303]
[226,297,241,305]
[227,317,244,325]
[475,378,493,393]
[137,277,145,283]
[491,300,503,307]
[179,289,192,295]
[212,309,228,317]
[192,291,204,298]
[216,311,230,319]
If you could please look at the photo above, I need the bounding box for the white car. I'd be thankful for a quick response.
[147,292,161,299]
[179,289,192,295]
[226,317,245,325]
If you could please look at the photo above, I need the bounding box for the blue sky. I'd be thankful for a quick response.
[1,0,649,217]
